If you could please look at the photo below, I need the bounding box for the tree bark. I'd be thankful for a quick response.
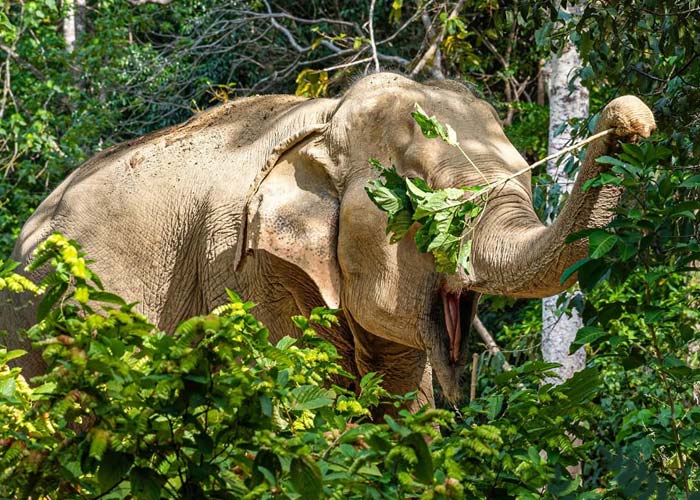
[542,3,589,384]
[63,0,85,53]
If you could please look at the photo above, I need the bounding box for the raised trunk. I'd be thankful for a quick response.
[467,95,655,298]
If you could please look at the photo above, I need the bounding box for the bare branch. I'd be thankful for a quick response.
[0,42,46,80]
[368,0,380,72]
[324,56,373,72]
[470,353,479,400]
[473,316,512,371]
[410,0,465,78]
[240,9,363,36]
[377,0,435,46]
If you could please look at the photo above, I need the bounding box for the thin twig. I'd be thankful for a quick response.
[377,0,435,46]
[472,316,512,371]
[470,353,479,401]
[324,56,373,72]
[410,0,465,77]
[0,42,46,80]
[368,0,380,72]
[466,128,616,202]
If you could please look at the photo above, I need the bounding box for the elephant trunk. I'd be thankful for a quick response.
[464,96,655,298]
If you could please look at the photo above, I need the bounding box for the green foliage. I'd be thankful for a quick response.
[542,1,700,160]
[0,235,387,498]
[365,106,487,274]
[0,233,647,499]
[505,102,550,162]
[556,141,700,497]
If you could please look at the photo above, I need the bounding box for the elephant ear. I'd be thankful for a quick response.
[246,135,341,308]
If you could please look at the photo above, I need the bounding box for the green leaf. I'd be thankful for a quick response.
[290,456,322,499]
[679,175,700,188]
[90,291,127,306]
[251,450,281,487]
[596,155,641,177]
[588,230,619,258]
[405,177,430,200]
[0,259,19,274]
[290,385,335,410]
[486,394,504,420]
[0,349,27,364]
[560,257,592,285]
[387,210,413,242]
[411,103,458,146]
[98,451,133,493]
[556,367,600,406]
[570,326,608,353]
[366,185,404,214]
[276,336,297,350]
[259,393,272,417]
[411,103,440,139]
[565,227,597,244]
[402,432,433,484]
[582,172,622,192]
[37,282,68,321]
[130,467,161,500]
[89,429,110,459]
[0,377,16,398]
[457,239,472,272]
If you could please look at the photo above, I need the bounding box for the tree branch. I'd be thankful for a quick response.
[472,316,512,371]
[410,0,465,78]
[0,42,46,80]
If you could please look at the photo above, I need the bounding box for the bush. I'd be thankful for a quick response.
[1,234,606,499]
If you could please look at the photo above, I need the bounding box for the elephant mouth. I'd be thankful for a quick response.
[440,289,478,364]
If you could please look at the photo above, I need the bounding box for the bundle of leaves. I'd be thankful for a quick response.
[365,105,487,274]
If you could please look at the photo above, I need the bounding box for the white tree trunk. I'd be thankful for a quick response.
[542,17,589,384]
[63,0,85,53]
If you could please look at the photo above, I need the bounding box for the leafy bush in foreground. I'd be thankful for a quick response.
[0,234,610,499]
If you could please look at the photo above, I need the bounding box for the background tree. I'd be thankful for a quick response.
[541,1,588,384]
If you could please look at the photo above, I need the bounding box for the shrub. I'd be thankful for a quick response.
[1,234,606,499]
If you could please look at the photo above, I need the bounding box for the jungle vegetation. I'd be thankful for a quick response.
[1,1,699,498]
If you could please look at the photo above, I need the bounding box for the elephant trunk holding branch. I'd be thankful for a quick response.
[1,73,655,409]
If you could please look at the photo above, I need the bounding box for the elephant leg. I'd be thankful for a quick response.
[352,325,434,415]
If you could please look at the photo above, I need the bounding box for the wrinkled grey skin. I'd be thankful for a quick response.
[1,73,655,410]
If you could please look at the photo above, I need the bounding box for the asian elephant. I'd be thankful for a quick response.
[1,73,655,410]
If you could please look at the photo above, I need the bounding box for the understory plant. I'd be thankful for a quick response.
[1,234,609,499]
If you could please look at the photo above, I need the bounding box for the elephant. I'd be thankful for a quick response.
[1,72,655,411]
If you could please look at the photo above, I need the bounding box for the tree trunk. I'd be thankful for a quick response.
[542,4,589,384]
[63,0,85,53]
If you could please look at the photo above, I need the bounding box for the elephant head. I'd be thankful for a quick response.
[245,72,655,406]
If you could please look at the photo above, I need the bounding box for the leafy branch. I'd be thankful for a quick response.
[366,104,615,275]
